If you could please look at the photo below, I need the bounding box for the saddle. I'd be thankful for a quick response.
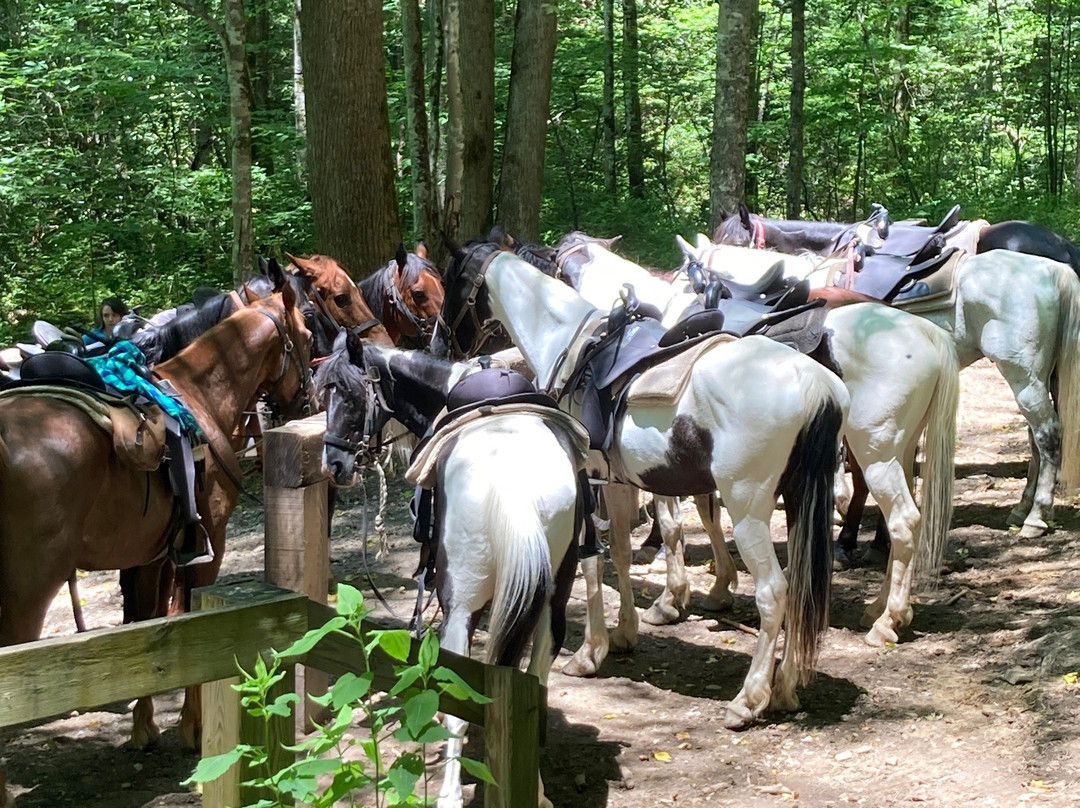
[870,204,962,257]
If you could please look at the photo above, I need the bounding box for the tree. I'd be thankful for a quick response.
[496,0,559,241]
[401,0,437,245]
[602,0,617,195]
[710,0,757,227]
[299,0,399,276]
[622,0,644,197]
[786,0,805,219]
[457,0,495,240]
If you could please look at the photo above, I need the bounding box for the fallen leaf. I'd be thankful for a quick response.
[602,713,617,719]
[1063,672,1078,686]
[652,750,672,762]
[1067,591,1080,602]
[675,731,691,740]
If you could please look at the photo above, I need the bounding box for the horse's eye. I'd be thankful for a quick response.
[412,290,428,304]
[333,293,352,308]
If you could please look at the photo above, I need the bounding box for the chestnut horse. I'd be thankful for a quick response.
[287,252,395,346]
[0,282,312,752]
[358,243,444,344]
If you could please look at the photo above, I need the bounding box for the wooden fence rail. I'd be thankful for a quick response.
[0,578,544,808]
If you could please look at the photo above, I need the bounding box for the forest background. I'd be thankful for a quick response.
[1,0,1077,343]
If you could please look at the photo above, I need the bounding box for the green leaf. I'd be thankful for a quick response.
[330,671,373,709]
[403,689,439,737]
[373,629,412,662]
[386,752,425,801]
[459,756,498,785]
[388,664,423,697]
[418,630,439,669]
[433,667,492,704]
[276,616,347,659]
[335,583,365,616]
[182,747,247,784]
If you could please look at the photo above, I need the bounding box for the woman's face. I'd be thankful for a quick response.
[101,305,122,333]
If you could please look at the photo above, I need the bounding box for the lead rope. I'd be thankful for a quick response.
[372,445,391,559]
[357,465,405,621]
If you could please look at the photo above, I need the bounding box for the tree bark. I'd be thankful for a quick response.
[457,0,495,239]
[709,0,756,228]
[300,0,399,276]
[248,0,273,172]
[496,0,558,241]
[402,0,436,244]
[602,0,617,195]
[785,0,805,219]
[223,0,255,282]
[292,0,305,137]
[443,0,464,243]
[622,0,644,197]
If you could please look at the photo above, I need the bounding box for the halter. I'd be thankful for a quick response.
[435,246,510,358]
[254,307,313,421]
[386,266,435,338]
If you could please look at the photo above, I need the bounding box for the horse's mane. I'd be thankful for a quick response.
[132,292,235,365]
[312,341,367,402]
[555,231,622,251]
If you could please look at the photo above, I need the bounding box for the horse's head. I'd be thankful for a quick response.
[250,276,314,422]
[254,256,336,360]
[429,240,508,359]
[286,252,391,345]
[713,204,756,247]
[313,330,391,486]
[389,243,444,340]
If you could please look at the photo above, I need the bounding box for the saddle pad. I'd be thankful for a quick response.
[891,250,968,313]
[763,306,829,355]
[406,404,590,489]
[946,218,990,256]
[625,333,735,407]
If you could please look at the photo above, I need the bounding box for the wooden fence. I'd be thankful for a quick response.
[0,413,546,808]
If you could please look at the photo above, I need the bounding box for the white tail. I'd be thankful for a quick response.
[1053,267,1080,491]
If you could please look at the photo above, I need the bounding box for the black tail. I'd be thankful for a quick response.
[777,397,844,686]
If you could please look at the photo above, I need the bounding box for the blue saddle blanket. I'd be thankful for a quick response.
[86,341,201,434]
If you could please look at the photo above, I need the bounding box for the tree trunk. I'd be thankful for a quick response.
[248,0,273,173]
[300,0,399,276]
[402,0,436,245]
[496,0,558,241]
[223,0,255,283]
[293,0,305,137]
[443,0,464,243]
[709,0,756,228]
[602,0,617,195]
[622,0,644,197]
[785,0,805,219]
[458,0,494,239]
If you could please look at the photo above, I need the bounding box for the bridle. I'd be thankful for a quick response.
[385,265,437,340]
[433,245,510,358]
[254,307,314,422]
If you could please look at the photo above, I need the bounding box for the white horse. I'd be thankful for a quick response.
[315,333,586,808]
[541,233,960,646]
[703,233,1080,539]
[432,241,851,728]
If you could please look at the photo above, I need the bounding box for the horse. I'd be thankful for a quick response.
[357,243,444,344]
[286,251,396,346]
[315,331,586,807]
[713,210,1080,539]
[518,231,959,646]
[0,280,313,751]
[431,239,851,728]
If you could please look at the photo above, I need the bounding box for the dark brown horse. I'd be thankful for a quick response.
[0,282,312,749]
[357,243,444,344]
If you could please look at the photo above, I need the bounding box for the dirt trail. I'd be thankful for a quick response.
[4,358,1080,807]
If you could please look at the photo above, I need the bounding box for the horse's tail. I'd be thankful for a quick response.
[1053,265,1080,491]
[780,368,847,686]
[914,322,960,581]
[483,483,553,668]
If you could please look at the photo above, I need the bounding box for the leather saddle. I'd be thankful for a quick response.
[869,203,962,258]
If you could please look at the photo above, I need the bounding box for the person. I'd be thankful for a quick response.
[86,296,128,344]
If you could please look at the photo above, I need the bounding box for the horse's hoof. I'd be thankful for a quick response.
[561,650,602,678]
[834,545,856,572]
[1019,519,1048,539]
[703,588,735,612]
[642,599,681,626]
[648,546,668,573]
[1006,505,1029,527]
[609,630,638,654]
[860,546,890,569]
[128,722,161,750]
[178,721,201,751]
[864,620,898,647]
[633,546,659,566]
[722,702,755,731]
[769,688,799,714]
[860,603,885,628]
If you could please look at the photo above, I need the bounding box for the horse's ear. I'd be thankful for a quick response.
[280,273,298,310]
[287,252,313,279]
[414,241,427,259]
[258,256,270,276]
[718,208,730,222]
[345,328,366,365]
[395,242,408,268]
[738,203,753,231]
[487,224,511,248]
[266,256,287,287]
[675,234,696,260]
[332,328,349,356]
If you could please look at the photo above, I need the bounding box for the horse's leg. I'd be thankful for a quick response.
[125,561,172,749]
[994,360,1059,538]
[1007,427,1040,527]
[437,604,476,808]
[718,491,786,730]
[562,553,609,677]
[642,496,689,625]
[604,483,641,653]
[697,492,738,612]
[837,455,869,557]
[526,603,555,808]
[856,457,920,646]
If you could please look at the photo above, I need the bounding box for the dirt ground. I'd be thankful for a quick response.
[4,357,1080,807]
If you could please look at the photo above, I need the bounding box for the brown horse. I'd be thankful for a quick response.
[0,282,312,750]
[357,243,444,344]
[287,251,396,346]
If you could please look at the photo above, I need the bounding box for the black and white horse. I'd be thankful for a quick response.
[315,332,586,807]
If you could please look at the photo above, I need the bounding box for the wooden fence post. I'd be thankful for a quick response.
[483,666,541,808]
[263,413,330,731]
[197,584,299,808]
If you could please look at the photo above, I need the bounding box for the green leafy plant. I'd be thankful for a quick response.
[185,583,494,807]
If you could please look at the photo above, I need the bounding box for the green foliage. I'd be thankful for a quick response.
[184,584,494,807]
